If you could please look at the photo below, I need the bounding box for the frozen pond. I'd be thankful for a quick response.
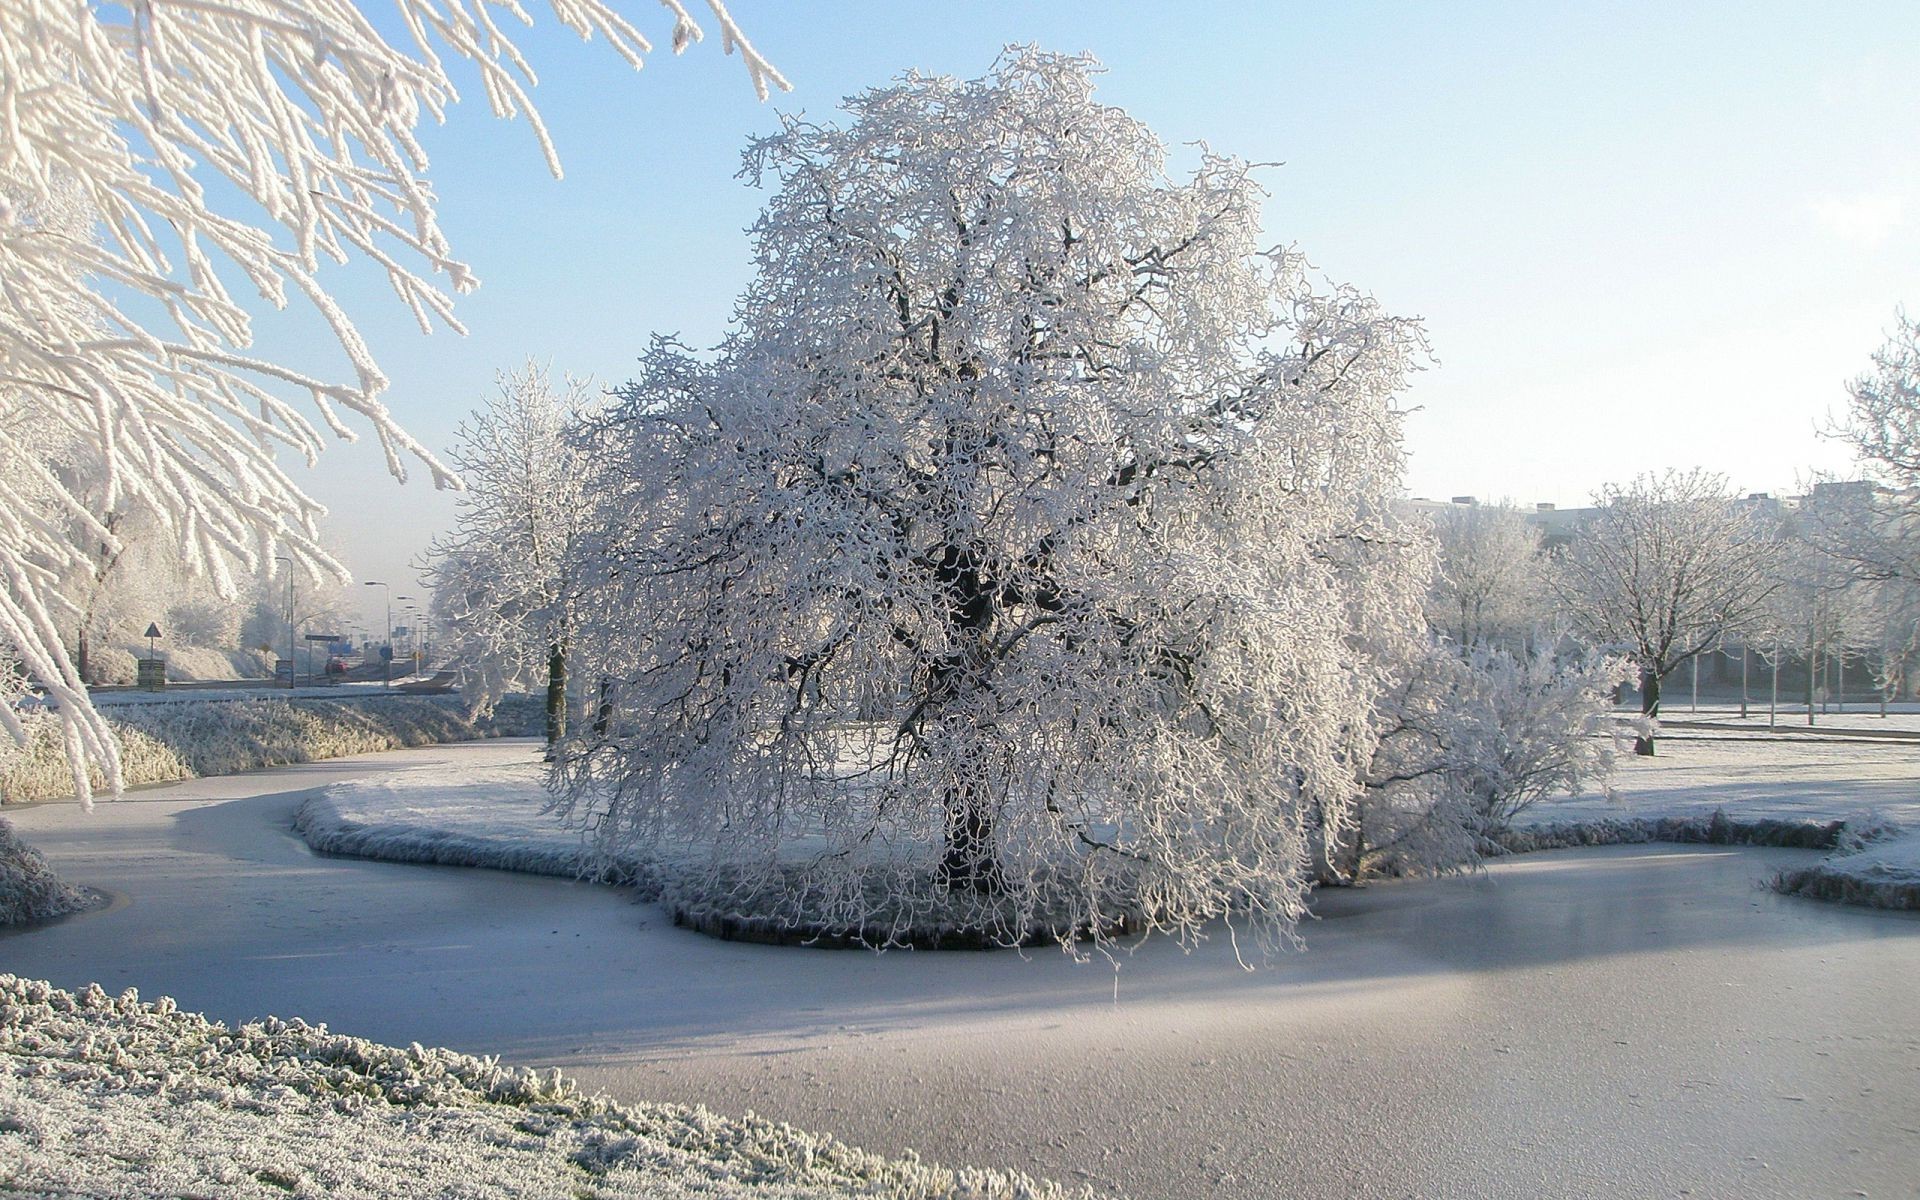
[4,740,1916,1199]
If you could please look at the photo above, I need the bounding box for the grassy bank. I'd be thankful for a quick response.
[1,695,541,805]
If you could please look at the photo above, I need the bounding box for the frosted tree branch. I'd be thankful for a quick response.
[0,0,781,802]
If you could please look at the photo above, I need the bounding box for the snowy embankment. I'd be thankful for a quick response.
[1769,814,1920,909]
[0,975,1069,1200]
[1501,734,1920,908]
[293,755,654,889]
[298,736,1920,913]
[1,695,540,805]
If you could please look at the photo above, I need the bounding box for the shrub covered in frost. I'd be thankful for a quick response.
[1,695,541,805]
[0,820,87,925]
[0,974,1073,1198]
[1489,809,1842,854]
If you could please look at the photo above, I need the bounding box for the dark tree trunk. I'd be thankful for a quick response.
[545,642,566,746]
[939,782,1002,893]
[593,677,611,738]
[75,628,90,687]
[1636,667,1660,756]
[1805,640,1817,726]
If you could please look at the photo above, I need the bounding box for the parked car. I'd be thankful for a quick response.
[325,656,348,676]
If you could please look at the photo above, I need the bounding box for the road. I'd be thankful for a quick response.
[3,740,1916,1200]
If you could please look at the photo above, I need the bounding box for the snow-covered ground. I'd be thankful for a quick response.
[5,739,1915,1198]
[296,733,1920,911]
[0,975,1063,1199]
[1525,734,1920,904]
[295,757,644,883]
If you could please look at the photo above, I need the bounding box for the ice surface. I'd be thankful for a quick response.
[3,739,1915,1199]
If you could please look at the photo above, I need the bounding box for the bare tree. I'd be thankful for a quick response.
[424,363,595,748]
[1425,502,1548,652]
[1555,470,1780,754]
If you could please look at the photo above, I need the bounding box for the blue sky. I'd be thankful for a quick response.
[261,2,1920,627]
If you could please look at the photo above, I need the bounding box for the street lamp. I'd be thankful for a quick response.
[396,596,414,679]
[274,555,294,689]
[364,581,392,689]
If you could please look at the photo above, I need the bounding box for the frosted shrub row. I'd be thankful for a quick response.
[0,696,541,805]
[0,973,1068,1198]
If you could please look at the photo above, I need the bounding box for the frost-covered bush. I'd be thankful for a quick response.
[561,50,1430,952]
[0,974,1066,1199]
[85,646,136,687]
[1349,645,1629,878]
[0,819,86,925]
[0,696,536,805]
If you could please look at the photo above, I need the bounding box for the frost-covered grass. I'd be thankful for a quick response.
[294,756,653,887]
[301,736,1920,922]
[0,819,87,926]
[1770,814,1920,910]
[1,695,540,805]
[0,974,1070,1199]
[1504,735,1920,910]
[297,755,1140,947]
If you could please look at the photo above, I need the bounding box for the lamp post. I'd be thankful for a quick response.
[274,555,294,689]
[396,596,414,679]
[365,581,392,689]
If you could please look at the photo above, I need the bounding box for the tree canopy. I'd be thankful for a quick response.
[558,49,1431,951]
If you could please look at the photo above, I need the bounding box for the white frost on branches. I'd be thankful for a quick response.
[1554,470,1780,754]
[558,49,1431,952]
[1352,642,1628,878]
[425,362,595,734]
[0,0,781,803]
[1424,502,1549,652]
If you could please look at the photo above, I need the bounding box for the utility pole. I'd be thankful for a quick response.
[1770,636,1779,729]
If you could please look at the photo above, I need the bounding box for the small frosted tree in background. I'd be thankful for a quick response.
[1835,310,1920,489]
[0,0,781,802]
[1425,502,1549,652]
[1555,470,1780,754]
[425,364,595,747]
[560,50,1431,951]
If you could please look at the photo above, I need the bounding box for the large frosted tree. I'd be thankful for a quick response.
[560,50,1431,951]
[0,0,782,801]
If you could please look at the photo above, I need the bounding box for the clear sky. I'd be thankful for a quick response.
[261,1,1920,631]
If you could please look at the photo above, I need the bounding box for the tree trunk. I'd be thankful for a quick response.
[939,781,1001,893]
[75,628,90,687]
[545,642,566,746]
[1635,667,1660,756]
[1805,641,1817,726]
